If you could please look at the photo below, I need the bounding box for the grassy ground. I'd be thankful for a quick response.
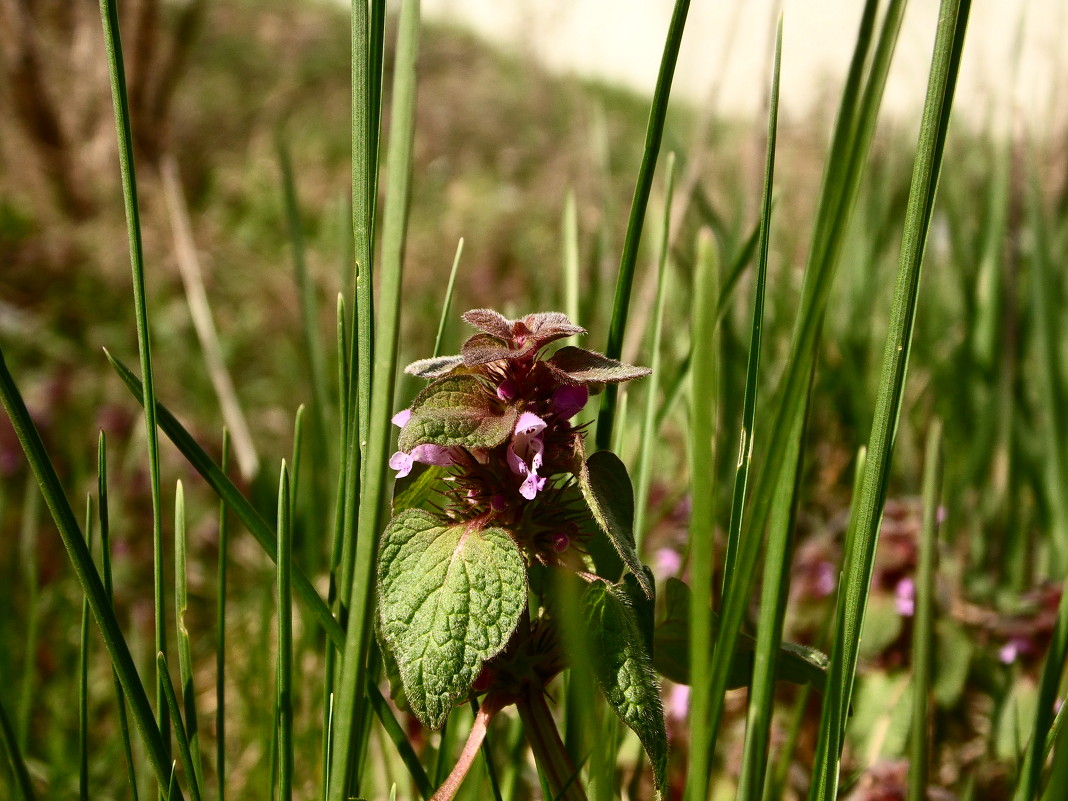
[1,0,1067,799]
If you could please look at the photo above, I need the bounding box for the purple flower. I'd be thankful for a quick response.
[895,577,915,617]
[507,411,547,499]
[1000,636,1033,664]
[550,532,570,553]
[392,409,411,427]
[814,561,837,597]
[655,547,682,578]
[388,443,457,479]
[496,379,518,402]
[551,385,588,420]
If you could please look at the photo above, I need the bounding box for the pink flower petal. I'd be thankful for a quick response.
[391,409,412,427]
[388,450,414,478]
[552,385,589,419]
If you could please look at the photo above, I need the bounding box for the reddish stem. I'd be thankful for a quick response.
[430,693,506,801]
[516,687,589,801]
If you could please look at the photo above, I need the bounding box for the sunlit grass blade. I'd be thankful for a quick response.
[80,496,94,801]
[331,0,421,796]
[433,239,464,359]
[562,191,581,332]
[684,229,719,801]
[702,0,907,776]
[909,421,944,801]
[96,0,169,756]
[157,653,201,801]
[0,348,179,799]
[216,431,229,801]
[810,3,971,798]
[632,152,674,553]
[596,0,690,451]
[276,462,294,801]
[174,482,204,792]
[0,694,36,801]
[99,432,140,801]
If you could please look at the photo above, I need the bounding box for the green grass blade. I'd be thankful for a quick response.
[216,431,229,801]
[80,496,94,801]
[174,482,204,792]
[684,229,719,801]
[331,1,421,797]
[562,192,581,332]
[96,0,169,757]
[106,350,343,648]
[810,4,971,797]
[277,463,294,801]
[909,421,944,801]
[433,239,464,359]
[98,433,140,801]
[0,694,36,801]
[701,0,906,775]
[106,350,425,790]
[16,475,40,751]
[0,347,180,799]
[157,653,201,801]
[366,683,433,799]
[596,0,690,451]
[632,153,674,553]
[722,17,781,596]
[733,21,785,801]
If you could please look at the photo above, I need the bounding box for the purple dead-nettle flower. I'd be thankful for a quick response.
[508,411,548,500]
[551,384,589,420]
[894,577,915,617]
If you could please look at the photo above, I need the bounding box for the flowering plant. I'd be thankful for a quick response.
[376,308,667,797]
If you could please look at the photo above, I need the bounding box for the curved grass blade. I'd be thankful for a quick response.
[596,0,690,451]
[106,350,431,794]
[0,694,36,801]
[96,0,169,757]
[157,653,201,801]
[809,4,971,797]
[0,348,180,799]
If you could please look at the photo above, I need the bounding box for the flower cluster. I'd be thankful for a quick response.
[387,308,649,557]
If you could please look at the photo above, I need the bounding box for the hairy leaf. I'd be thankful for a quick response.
[404,354,465,378]
[461,333,514,366]
[377,510,527,729]
[578,449,653,597]
[462,308,513,339]
[391,463,450,516]
[583,581,668,796]
[547,346,652,385]
[653,578,828,691]
[399,374,518,452]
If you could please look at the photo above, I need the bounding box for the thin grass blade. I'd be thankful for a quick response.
[157,653,201,801]
[216,431,229,801]
[433,239,464,359]
[277,463,294,801]
[0,694,36,801]
[909,421,944,801]
[96,0,169,756]
[810,4,971,797]
[0,348,179,799]
[596,0,690,451]
[174,482,204,791]
[79,497,94,801]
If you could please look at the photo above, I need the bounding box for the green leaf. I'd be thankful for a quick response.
[404,355,464,378]
[653,579,828,692]
[377,509,527,729]
[391,463,450,516]
[547,346,652,385]
[583,581,668,796]
[398,374,518,452]
[578,450,652,598]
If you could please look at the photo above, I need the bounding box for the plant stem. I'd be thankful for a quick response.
[430,694,505,801]
[517,688,588,801]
